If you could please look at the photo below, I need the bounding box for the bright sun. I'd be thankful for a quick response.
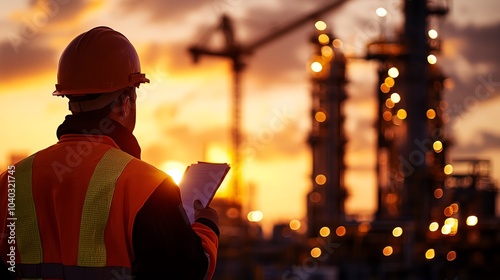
[160,161,187,185]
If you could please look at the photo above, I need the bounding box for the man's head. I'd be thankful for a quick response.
[67,87,138,132]
[53,26,148,132]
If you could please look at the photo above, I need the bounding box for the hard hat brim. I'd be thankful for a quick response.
[53,73,149,96]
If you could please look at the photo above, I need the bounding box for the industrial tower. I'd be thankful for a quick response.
[367,0,450,252]
[307,25,347,238]
[305,0,500,279]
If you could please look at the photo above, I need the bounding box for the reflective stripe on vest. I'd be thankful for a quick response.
[78,148,133,267]
[15,148,134,278]
[15,153,42,280]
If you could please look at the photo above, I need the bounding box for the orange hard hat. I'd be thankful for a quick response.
[53,26,149,96]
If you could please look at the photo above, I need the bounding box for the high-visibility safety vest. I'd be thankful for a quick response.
[0,135,212,279]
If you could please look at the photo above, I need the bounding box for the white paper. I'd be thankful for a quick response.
[178,162,230,224]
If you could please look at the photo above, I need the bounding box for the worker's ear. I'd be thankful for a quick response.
[111,89,135,119]
[120,94,131,118]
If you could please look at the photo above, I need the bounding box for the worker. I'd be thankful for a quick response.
[0,26,219,279]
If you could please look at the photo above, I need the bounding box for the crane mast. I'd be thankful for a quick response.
[188,0,348,202]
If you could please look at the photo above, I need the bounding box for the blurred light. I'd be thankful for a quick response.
[311,247,322,258]
[332,38,343,48]
[443,78,454,89]
[428,29,438,39]
[447,251,457,261]
[383,111,392,121]
[247,211,263,222]
[440,100,449,110]
[397,109,407,120]
[388,67,399,78]
[441,224,452,235]
[383,246,393,256]
[385,77,395,87]
[434,188,443,199]
[315,20,327,31]
[433,141,443,153]
[226,207,240,219]
[380,83,390,93]
[385,98,395,108]
[321,46,334,61]
[429,222,439,232]
[392,227,403,237]
[466,215,478,226]
[336,226,346,237]
[444,164,453,175]
[386,193,398,204]
[445,218,458,235]
[160,161,186,185]
[315,111,327,122]
[315,174,327,185]
[392,115,402,126]
[425,249,435,260]
[376,7,387,17]
[444,206,453,217]
[311,61,323,73]
[319,226,330,237]
[426,109,436,119]
[427,54,437,64]
[318,34,330,45]
[450,203,459,213]
[310,192,321,203]
[358,222,371,233]
[390,93,401,103]
[289,219,301,231]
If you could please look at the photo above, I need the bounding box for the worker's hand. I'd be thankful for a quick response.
[194,200,219,227]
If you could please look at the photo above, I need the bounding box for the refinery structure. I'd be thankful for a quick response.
[190,0,500,279]
[304,0,500,279]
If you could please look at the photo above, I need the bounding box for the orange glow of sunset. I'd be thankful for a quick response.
[205,143,232,198]
[160,161,187,185]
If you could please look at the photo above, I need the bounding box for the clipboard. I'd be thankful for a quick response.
[178,161,230,223]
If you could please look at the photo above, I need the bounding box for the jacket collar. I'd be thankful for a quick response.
[56,114,141,159]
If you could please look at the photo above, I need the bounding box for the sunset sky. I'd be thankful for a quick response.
[1,0,499,235]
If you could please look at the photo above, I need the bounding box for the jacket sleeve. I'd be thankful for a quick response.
[192,220,219,279]
[132,179,219,279]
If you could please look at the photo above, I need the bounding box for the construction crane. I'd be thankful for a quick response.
[188,0,348,201]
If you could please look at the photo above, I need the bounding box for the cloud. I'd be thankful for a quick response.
[245,30,311,85]
[132,0,347,87]
[141,99,230,165]
[0,39,56,84]
[0,0,106,85]
[27,0,90,25]
[121,0,210,23]
[242,119,307,161]
[442,22,500,119]
[464,131,500,153]
[5,0,94,41]
[237,0,351,85]
[140,41,225,77]
[167,109,305,174]
[445,22,500,70]
[450,96,500,152]
[145,93,307,166]
[142,125,216,165]
[450,0,500,27]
